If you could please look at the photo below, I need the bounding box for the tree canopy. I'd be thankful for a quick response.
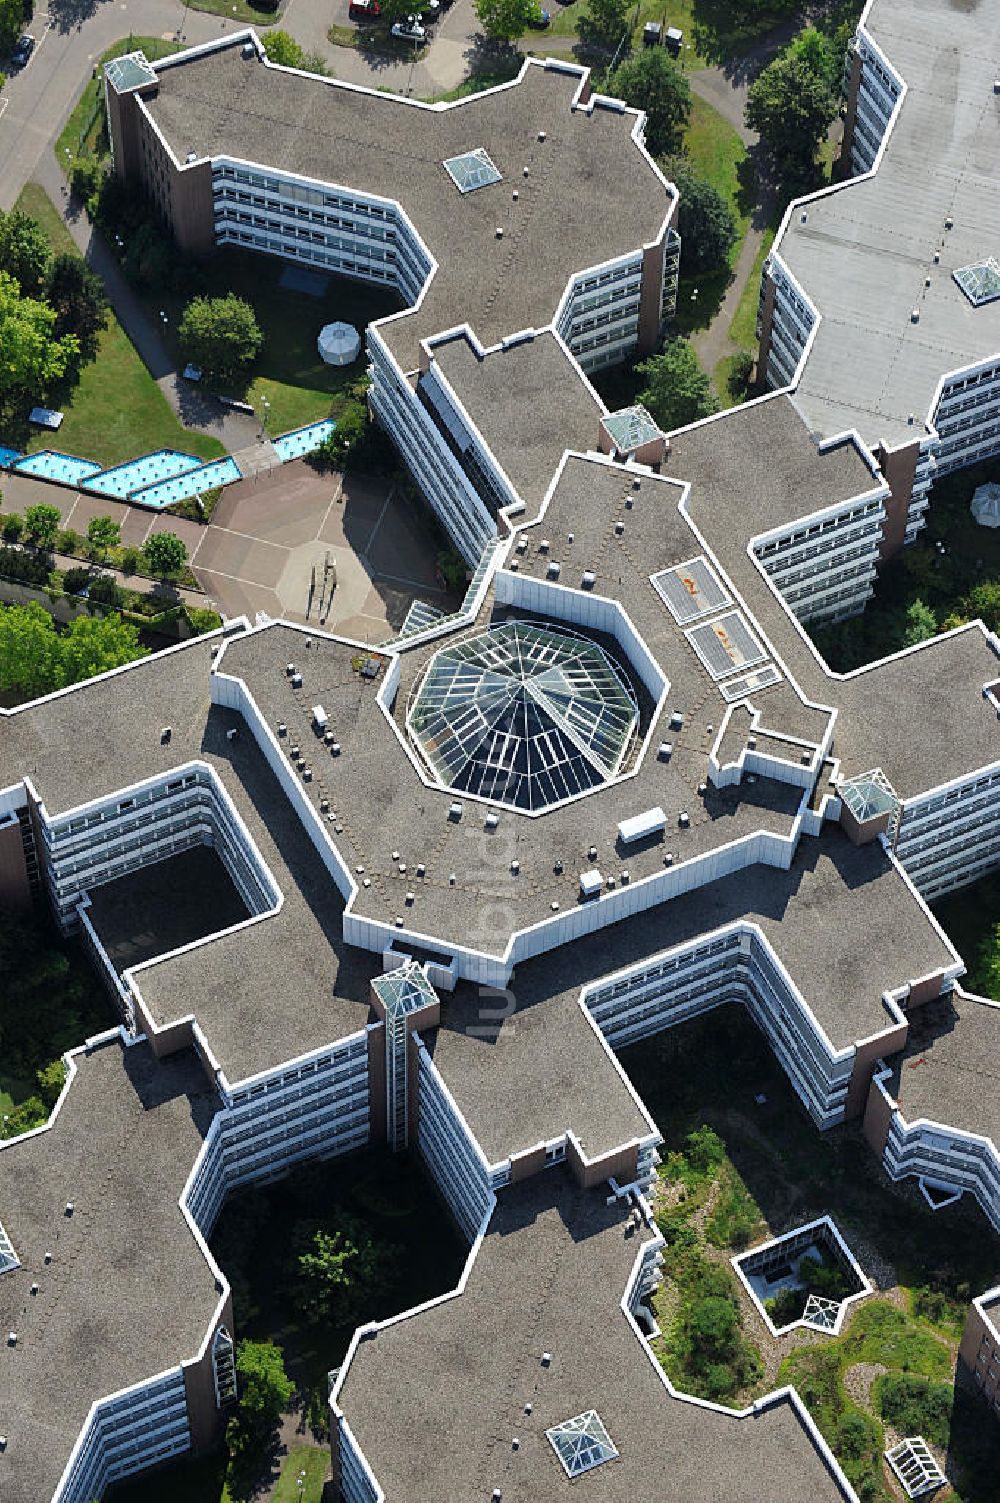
[902,598,937,647]
[46,254,108,369]
[261,29,330,72]
[178,293,263,383]
[293,1212,395,1327]
[0,0,25,56]
[0,601,147,701]
[86,514,121,559]
[143,530,188,579]
[24,502,62,549]
[232,1340,294,1436]
[745,36,839,185]
[575,0,630,53]
[607,49,691,159]
[637,337,717,432]
[475,0,541,44]
[0,271,79,411]
[661,157,738,275]
[0,208,51,295]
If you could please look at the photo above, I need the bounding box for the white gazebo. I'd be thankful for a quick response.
[971,482,1000,528]
[317,322,361,367]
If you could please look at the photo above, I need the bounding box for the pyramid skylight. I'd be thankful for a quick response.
[546,1410,618,1478]
[0,1217,19,1276]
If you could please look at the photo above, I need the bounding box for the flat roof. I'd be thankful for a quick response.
[429,329,606,514]
[776,0,1000,449]
[887,992,1000,1146]
[337,1170,854,1503]
[142,43,672,372]
[0,1037,221,1503]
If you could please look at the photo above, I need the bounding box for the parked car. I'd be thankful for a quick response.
[10,34,35,67]
[391,14,425,38]
[528,6,550,24]
[348,0,380,20]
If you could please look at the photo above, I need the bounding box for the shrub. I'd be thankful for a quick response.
[0,542,52,586]
[61,565,92,596]
[70,158,103,206]
[119,545,142,574]
[55,527,81,556]
[727,349,755,401]
[874,1372,953,1449]
[765,1286,805,1327]
[185,605,223,635]
[705,1168,760,1249]
[1,511,23,541]
[86,574,124,608]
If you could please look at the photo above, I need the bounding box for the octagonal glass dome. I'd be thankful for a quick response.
[406,620,638,812]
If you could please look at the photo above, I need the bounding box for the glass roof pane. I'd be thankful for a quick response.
[443,148,502,194]
[546,1411,618,1478]
[372,962,438,1018]
[953,258,1000,307]
[603,404,661,452]
[407,621,638,812]
[104,52,158,92]
[685,611,767,680]
[839,768,897,822]
[652,555,731,624]
[0,1217,19,1275]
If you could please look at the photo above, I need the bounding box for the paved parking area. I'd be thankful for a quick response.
[1,462,455,643]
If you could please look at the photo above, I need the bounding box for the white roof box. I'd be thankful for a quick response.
[618,806,666,845]
[312,704,328,730]
[579,869,603,899]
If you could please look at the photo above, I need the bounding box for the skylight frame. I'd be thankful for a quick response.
[685,611,768,681]
[602,404,662,452]
[442,147,503,194]
[104,52,158,93]
[953,258,1000,308]
[0,1217,19,1276]
[651,555,732,625]
[546,1410,619,1478]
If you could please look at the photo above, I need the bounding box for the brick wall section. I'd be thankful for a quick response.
[0,818,31,910]
[836,44,863,183]
[182,1289,235,1453]
[755,271,778,387]
[845,1023,907,1120]
[862,1066,895,1156]
[567,1135,638,1190]
[874,439,919,561]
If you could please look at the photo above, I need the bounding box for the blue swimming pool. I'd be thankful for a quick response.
[132,457,242,510]
[0,447,24,469]
[83,449,202,499]
[272,420,335,463]
[14,451,103,486]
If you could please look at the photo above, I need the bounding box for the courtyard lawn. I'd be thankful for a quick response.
[619,1004,1000,1501]
[673,94,756,337]
[13,186,225,468]
[137,251,402,434]
[932,870,1000,1002]
[271,1446,328,1503]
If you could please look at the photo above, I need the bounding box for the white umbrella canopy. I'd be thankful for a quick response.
[971,482,1000,529]
[317,322,361,367]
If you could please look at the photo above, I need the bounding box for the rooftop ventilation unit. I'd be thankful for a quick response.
[160,726,171,744]
[291,672,303,688]
[582,570,596,589]
[242,40,255,57]
[312,705,328,731]
[579,869,602,900]
[618,807,666,845]
[185,151,197,164]
[226,728,239,742]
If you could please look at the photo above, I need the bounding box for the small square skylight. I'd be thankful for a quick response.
[372,962,438,1019]
[602,404,662,453]
[953,258,1000,307]
[443,148,502,194]
[546,1411,618,1478]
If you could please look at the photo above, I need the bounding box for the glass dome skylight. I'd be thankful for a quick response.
[407,620,638,812]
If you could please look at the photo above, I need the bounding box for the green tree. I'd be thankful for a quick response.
[24,502,62,549]
[263,29,305,66]
[745,48,838,185]
[231,1340,293,1439]
[0,601,63,699]
[60,611,147,684]
[46,254,109,368]
[0,0,23,57]
[178,293,263,383]
[36,1059,67,1110]
[661,157,738,275]
[974,920,1000,1000]
[0,272,79,409]
[0,209,51,294]
[86,514,121,561]
[607,50,691,159]
[787,24,840,95]
[688,1295,739,1356]
[475,0,540,44]
[293,1212,395,1326]
[962,580,1000,633]
[143,530,188,579]
[575,0,630,52]
[902,598,937,647]
[637,337,717,432]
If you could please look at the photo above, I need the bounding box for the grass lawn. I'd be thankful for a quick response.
[672,93,756,338]
[136,251,402,435]
[547,0,794,61]
[56,38,185,168]
[188,0,282,25]
[12,185,225,468]
[619,1003,1000,1501]
[271,1446,328,1503]
[712,224,774,405]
